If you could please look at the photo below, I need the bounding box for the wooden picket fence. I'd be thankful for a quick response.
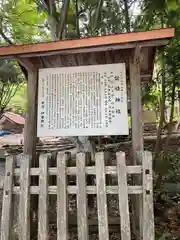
[0,151,154,240]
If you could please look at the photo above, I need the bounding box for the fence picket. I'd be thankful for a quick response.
[19,154,31,240]
[142,151,154,240]
[95,152,109,240]
[0,156,14,240]
[116,152,131,240]
[57,152,68,240]
[77,153,89,240]
[38,154,48,240]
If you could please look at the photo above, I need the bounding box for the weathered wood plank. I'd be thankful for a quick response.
[57,152,68,240]
[13,165,142,176]
[23,70,38,158]
[142,151,154,240]
[130,46,144,238]
[95,152,109,240]
[130,46,144,164]
[16,39,169,58]
[13,185,143,195]
[38,154,48,240]
[0,156,14,240]
[116,152,131,240]
[76,153,89,240]
[19,154,31,240]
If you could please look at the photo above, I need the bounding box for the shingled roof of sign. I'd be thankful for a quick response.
[0,28,175,82]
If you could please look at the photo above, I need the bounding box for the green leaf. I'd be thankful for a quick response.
[166,0,178,10]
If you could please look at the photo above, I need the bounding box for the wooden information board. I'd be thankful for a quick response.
[37,64,128,137]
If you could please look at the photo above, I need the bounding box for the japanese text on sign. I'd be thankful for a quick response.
[37,64,128,137]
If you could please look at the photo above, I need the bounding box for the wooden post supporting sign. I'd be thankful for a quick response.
[130,46,144,238]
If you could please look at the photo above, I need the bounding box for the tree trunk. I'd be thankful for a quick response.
[93,0,104,31]
[178,91,180,116]
[175,90,180,130]
[75,0,80,39]
[154,49,166,160]
[163,77,176,155]
[123,0,130,32]
[155,76,176,189]
[56,0,70,39]
[47,14,58,41]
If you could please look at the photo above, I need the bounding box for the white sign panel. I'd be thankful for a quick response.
[37,64,128,137]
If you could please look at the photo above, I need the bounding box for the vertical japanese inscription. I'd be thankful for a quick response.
[38,64,128,136]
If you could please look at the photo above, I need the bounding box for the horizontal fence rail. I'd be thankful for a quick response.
[0,151,154,240]
[13,165,143,175]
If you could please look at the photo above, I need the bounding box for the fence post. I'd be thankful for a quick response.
[142,151,154,240]
[77,153,89,240]
[57,152,68,240]
[116,152,131,240]
[0,156,14,240]
[38,154,48,240]
[95,152,109,240]
[19,154,31,240]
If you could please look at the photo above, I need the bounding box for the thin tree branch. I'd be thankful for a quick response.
[0,28,28,78]
[154,49,166,160]
[56,0,70,39]
[4,84,19,108]
[75,0,80,39]
[163,78,176,153]
[0,27,14,45]
[94,0,104,30]
[155,76,176,189]
[0,84,4,107]
[1,84,14,108]
[123,0,131,32]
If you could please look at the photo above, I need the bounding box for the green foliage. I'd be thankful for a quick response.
[142,84,161,111]
[137,2,180,239]
[154,151,180,239]
[162,152,180,183]
[35,0,136,39]
[0,0,49,44]
[0,60,24,114]
[138,0,180,126]
[8,84,27,115]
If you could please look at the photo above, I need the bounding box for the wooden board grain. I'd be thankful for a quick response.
[130,46,144,164]
[13,185,143,195]
[130,46,144,238]
[0,156,14,240]
[76,153,89,240]
[13,165,142,176]
[0,28,174,57]
[116,152,131,240]
[57,152,68,240]
[23,70,38,158]
[18,154,31,240]
[95,152,109,240]
[38,154,48,240]
[142,151,154,240]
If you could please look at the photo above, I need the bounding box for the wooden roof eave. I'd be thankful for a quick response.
[0,28,174,59]
[15,43,157,83]
[0,28,174,83]
[0,39,170,60]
